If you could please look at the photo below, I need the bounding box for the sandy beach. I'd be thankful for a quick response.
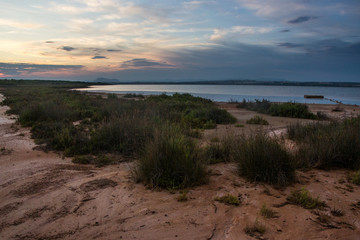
[1,95,360,240]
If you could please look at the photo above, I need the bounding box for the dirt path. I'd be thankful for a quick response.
[1,95,360,240]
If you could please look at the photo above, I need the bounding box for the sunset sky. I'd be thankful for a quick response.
[0,0,359,82]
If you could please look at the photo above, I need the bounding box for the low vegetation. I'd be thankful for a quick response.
[288,117,360,170]
[177,190,189,202]
[203,136,234,164]
[135,125,207,189]
[352,171,360,185]
[234,132,295,186]
[237,99,316,119]
[214,194,240,206]
[287,188,326,209]
[260,204,278,218]
[244,219,266,237]
[246,115,269,125]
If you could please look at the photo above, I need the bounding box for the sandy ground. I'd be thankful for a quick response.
[1,95,360,240]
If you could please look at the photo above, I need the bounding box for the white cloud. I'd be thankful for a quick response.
[0,18,43,29]
[237,0,308,18]
[210,26,272,41]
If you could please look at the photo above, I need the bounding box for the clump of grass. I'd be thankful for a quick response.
[135,125,207,189]
[234,132,295,186]
[351,170,360,185]
[260,204,278,218]
[244,219,266,237]
[204,137,234,164]
[238,99,316,119]
[269,102,316,119]
[288,117,360,170]
[287,188,326,209]
[177,190,188,202]
[214,194,240,206]
[237,99,271,114]
[330,208,344,217]
[246,116,269,125]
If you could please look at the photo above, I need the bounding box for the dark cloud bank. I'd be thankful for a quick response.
[287,16,319,24]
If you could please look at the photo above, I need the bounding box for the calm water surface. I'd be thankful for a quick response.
[76,85,360,105]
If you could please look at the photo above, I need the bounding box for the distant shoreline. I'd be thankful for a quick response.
[93,79,360,88]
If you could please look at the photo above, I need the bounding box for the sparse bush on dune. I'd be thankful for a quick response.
[288,117,360,170]
[203,135,235,164]
[233,132,295,186]
[238,99,316,119]
[246,115,269,125]
[91,115,154,156]
[135,125,207,189]
[287,188,326,209]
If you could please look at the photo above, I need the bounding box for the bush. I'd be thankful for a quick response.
[288,117,360,170]
[352,171,360,185]
[260,204,277,218]
[269,102,316,119]
[135,125,207,189]
[234,132,295,186]
[287,188,326,209]
[238,99,316,119]
[203,136,235,164]
[214,194,240,206]
[91,115,153,156]
[237,99,271,113]
[246,116,269,125]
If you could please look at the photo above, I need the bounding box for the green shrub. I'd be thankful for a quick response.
[269,102,316,119]
[287,188,326,209]
[214,194,240,206]
[352,171,360,185]
[204,136,234,164]
[135,125,207,189]
[91,116,153,156]
[237,99,271,114]
[260,204,277,218]
[234,132,295,186]
[238,99,316,119]
[246,116,269,125]
[72,155,92,164]
[288,117,360,170]
[177,190,188,202]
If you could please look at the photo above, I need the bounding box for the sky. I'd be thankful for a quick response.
[0,0,359,82]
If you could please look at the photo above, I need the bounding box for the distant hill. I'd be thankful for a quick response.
[94,78,360,87]
[94,77,121,83]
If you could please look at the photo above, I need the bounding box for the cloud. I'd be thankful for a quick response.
[107,49,122,52]
[210,26,272,41]
[278,42,303,48]
[92,56,107,59]
[287,16,319,24]
[279,29,290,33]
[60,46,76,51]
[0,18,42,29]
[0,62,83,76]
[121,58,173,68]
[45,41,55,43]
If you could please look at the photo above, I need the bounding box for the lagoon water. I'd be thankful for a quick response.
[76,84,360,105]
